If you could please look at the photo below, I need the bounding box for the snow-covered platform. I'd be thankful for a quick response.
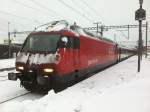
[1,56,150,112]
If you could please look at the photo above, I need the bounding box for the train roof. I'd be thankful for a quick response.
[118,44,137,51]
[32,20,115,44]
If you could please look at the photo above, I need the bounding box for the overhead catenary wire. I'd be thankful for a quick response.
[29,0,75,22]
[0,10,40,35]
[30,0,58,16]
[0,21,35,36]
[8,0,69,30]
[0,16,35,29]
[116,30,128,39]
[70,0,97,22]
[10,0,56,18]
[70,0,87,15]
[0,10,42,24]
[80,0,106,23]
[57,0,93,23]
[29,0,72,21]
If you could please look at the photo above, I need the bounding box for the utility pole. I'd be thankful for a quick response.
[8,22,11,59]
[140,21,143,61]
[145,21,148,58]
[135,0,146,72]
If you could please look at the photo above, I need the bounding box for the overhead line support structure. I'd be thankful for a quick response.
[84,24,147,43]
[85,24,146,31]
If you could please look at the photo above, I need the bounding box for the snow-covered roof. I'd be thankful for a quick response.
[33,20,115,43]
[35,20,69,32]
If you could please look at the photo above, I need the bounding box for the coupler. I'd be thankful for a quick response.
[8,72,22,81]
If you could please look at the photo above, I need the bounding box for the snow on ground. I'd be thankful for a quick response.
[0,80,28,103]
[0,71,44,109]
[0,58,15,69]
[0,70,15,81]
[1,56,150,112]
[0,69,42,104]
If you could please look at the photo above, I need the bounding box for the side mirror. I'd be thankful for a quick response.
[57,37,68,48]
[61,37,68,43]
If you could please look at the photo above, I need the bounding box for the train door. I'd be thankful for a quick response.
[73,37,80,70]
[57,36,80,73]
[57,36,74,74]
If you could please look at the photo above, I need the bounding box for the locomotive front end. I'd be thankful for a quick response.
[8,33,61,91]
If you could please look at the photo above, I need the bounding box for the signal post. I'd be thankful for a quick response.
[135,0,146,72]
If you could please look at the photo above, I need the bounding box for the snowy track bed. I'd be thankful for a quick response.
[0,67,15,72]
[0,58,15,82]
[0,70,15,82]
[0,59,15,69]
[0,71,43,109]
[0,58,44,107]
[0,80,43,109]
[0,92,30,104]
[0,80,28,104]
[0,56,150,112]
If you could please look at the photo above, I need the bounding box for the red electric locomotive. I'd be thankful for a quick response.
[8,20,118,92]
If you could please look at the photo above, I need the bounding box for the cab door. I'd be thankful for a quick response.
[57,36,80,74]
[73,37,80,70]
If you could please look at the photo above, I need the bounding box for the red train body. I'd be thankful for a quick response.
[8,20,134,92]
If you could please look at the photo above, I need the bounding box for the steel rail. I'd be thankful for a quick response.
[0,92,31,104]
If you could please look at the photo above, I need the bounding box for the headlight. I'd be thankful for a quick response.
[18,66,24,70]
[43,68,54,73]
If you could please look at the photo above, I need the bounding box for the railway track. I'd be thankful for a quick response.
[0,75,7,77]
[0,92,31,104]
[0,67,15,72]
[0,78,9,82]
[0,74,8,82]
[0,68,31,105]
[0,67,15,82]
[0,79,8,82]
[0,67,42,105]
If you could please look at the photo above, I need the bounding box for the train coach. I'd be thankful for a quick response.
[118,46,136,61]
[8,20,135,92]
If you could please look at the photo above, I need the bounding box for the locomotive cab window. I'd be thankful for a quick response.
[57,36,69,48]
[22,34,60,52]
[57,37,80,49]
[73,38,80,49]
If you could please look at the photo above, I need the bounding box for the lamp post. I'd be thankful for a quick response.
[135,0,146,72]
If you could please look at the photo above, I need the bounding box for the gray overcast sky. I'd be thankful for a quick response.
[0,0,149,43]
